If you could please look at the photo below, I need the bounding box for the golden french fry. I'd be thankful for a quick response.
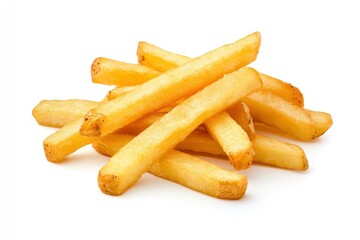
[253,134,308,170]
[93,134,247,199]
[258,73,304,107]
[243,91,316,141]
[137,41,190,72]
[93,132,308,172]
[305,109,333,137]
[98,67,262,196]
[32,99,98,128]
[135,40,317,140]
[227,102,255,140]
[31,100,307,170]
[80,32,261,137]
[43,118,96,162]
[91,57,161,86]
[137,40,304,106]
[204,112,253,170]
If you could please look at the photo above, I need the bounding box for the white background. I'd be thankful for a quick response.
[1,0,359,239]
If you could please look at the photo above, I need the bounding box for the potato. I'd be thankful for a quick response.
[80,32,261,137]
[32,99,98,128]
[98,67,262,196]
[137,40,304,106]
[93,133,247,199]
[91,57,160,86]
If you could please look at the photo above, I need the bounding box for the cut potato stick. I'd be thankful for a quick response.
[137,41,190,72]
[93,132,308,171]
[253,135,308,170]
[32,99,98,128]
[91,57,161,86]
[43,118,96,162]
[256,73,304,107]
[305,109,333,138]
[98,67,262,195]
[243,91,316,141]
[32,101,307,170]
[93,134,247,199]
[137,41,304,106]
[80,32,261,137]
[227,102,255,140]
[136,41,317,140]
[204,112,253,170]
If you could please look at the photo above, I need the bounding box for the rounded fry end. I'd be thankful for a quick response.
[301,152,309,171]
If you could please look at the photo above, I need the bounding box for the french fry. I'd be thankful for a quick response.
[80,32,261,137]
[91,57,161,86]
[93,134,247,199]
[137,41,190,72]
[243,91,316,141]
[204,112,253,170]
[43,118,96,162]
[139,42,258,170]
[256,73,304,107]
[93,132,308,171]
[253,135,308,170]
[98,67,262,195]
[227,102,255,140]
[305,109,333,137]
[137,41,304,106]
[135,41,317,140]
[32,101,307,170]
[32,99,98,128]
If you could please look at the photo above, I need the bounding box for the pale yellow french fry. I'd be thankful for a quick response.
[137,41,304,106]
[204,112,253,170]
[98,67,262,196]
[137,41,190,72]
[243,91,316,141]
[257,73,304,107]
[43,118,96,162]
[253,135,308,170]
[91,57,161,86]
[93,134,247,199]
[80,32,261,137]
[305,109,333,137]
[32,99,98,128]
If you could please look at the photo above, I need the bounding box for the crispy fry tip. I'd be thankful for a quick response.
[43,142,58,162]
[217,175,248,200]
[91,57,102,78]
[98,173,122,196]
[80,111,104,137]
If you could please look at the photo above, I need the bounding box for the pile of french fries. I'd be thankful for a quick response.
[32,32,332,199]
